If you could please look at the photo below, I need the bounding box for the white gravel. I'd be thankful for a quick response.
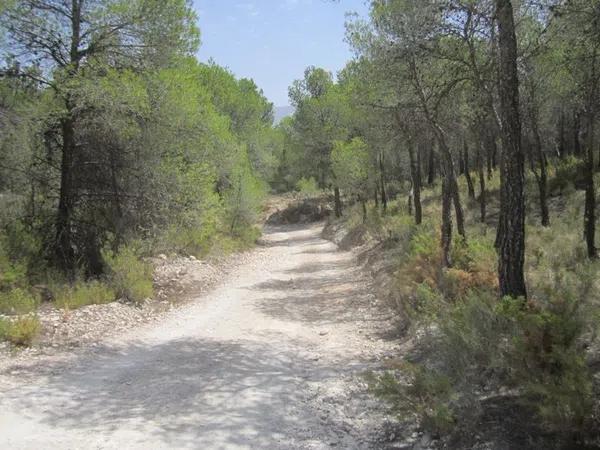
[0,223,404,449]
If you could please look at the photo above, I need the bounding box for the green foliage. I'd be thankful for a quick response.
[224,151,267,235]
[548,156,584,194]
[0,316,40,346]
[0,288,38,315]
[368,364,456,435]
[53,281,115,310]
[497,286,595,430]
[331,138,372,199]
[103,247,154,304]
[295,177,320,197]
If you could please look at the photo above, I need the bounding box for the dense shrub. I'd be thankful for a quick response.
[366,168,599,440]
[53,280,115,310]
[0,288,38,315]
[103,246,154,304]
[295,176,320,197]
[0,316,40,346]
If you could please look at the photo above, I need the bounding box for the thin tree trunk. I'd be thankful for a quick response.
[558,108,566,158]
[379,152,388,212]
[584,112,597,258]
[464,139,476,199]
[55,115,76,276]
[361,198,367,224]
[427,141,436,185]
[495,0,527,298]
[477,135,487,223]
[428,126,466,239]
[441,175,452,268]
[407,137,422,224]
[573,110,582,158]
[529,104,550,227]
[486,132,494,180]
[491,137,498,171]
[334,186,342,218]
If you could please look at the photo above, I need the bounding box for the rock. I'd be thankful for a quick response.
[158,254,167,260]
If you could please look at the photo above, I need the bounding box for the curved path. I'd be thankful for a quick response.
[0,223,396,449]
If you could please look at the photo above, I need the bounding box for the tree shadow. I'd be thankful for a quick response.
[1,337,350,449]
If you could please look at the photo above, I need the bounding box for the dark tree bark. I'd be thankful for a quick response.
[379,152,388,212]
[573,110,582,157]
[495,0,527,298]
[584,112,597,258]
[486,132,494,180]
[476,133,487,223]
[55,114,76,275]
[557,108,566,158]
[334,186,343,218]
[528,103,550,227]
[407,136,422,224]
[463,139,476,199]
[427,141,436,185]
[441,175,453,268]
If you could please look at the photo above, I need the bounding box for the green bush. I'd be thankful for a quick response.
[368,364,456,435]
[497,292,594,431]
[295,176,320,197]
[53,280,115,310]
[104,246,154,304]
[548,155,584,194]
[162,224,215,257]
[0,288,38,315]
[0,316,40,346]
[224,153,267,233]
[0,243,27,289]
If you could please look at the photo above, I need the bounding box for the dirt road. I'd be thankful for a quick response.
[0,223,399,449]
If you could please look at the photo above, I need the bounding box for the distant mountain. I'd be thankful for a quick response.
[274,105,294,124]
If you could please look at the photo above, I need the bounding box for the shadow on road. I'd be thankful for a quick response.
[2,337,344,449]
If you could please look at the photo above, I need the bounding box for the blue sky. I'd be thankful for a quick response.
[192,0,369,106]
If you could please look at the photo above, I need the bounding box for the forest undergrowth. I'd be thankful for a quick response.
[327,160,600,449]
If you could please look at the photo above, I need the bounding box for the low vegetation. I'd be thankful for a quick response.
[333,169,600,446]
[0,1,275,347]
[0,316,40,346]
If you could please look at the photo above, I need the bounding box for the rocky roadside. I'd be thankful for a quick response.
[0,251,256,378]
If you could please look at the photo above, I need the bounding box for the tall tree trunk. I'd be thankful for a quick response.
[584,112,597,258]
[334,186,342,218]
[379,152,388,213]
[459,146,466,175]
[528,104,550,227]
[573,110,582,158]
[407,136,422,224]
[55,115,76,276]
[54,0,82,276]
[427,125,466,239]
[464,139,476,199]
[427,141,436,185]
[495,0,527,298]
[491,137,498,171]
[486,132,494,180]
[476,135,487,223]
[558,108,566,158]
[361,197,367,224]
[441,175,453,268]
